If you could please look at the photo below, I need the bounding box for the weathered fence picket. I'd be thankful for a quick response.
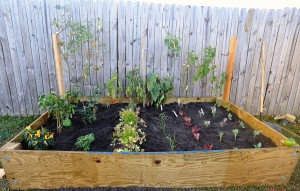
[0,0,300,116]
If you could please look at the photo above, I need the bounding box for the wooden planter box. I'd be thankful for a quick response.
[0,98,299,190]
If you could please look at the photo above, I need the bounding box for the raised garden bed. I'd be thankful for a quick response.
[0,97,299,190]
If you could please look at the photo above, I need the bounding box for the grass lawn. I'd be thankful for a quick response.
[0,115,299,191]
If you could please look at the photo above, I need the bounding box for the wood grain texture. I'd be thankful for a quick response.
[223,37,237,101]
[0,147,299,189]
[52,34,65,97]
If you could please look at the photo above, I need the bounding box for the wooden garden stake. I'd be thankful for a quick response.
[223,36,237,101]
[52,34,65,97]
[260,41,265,119]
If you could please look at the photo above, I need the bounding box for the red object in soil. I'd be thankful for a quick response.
[183,115,191,123]
[184,121,192,127]
[194,133,200,141]
[179,110,184,116]
[111,99,116,103]
[204,144,213,150]
[192,125,200,134]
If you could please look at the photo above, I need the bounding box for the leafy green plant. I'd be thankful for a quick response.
[239,121,246,129]
[105,73,122,103]
[215,99,223,107]
[23,126,54,150]
[228,113,233,121]
[126,69,145,102]
[219,132,224,142]
[164,32,181,57]
[198,108,204,117]
[204,120,210,127]
[253,130,261,140]
[112,107,146,152]
[53,6,104,90]
[187,51,198,65]
[78,87,100,124]
[38,91,76,132]
[232,129,239,141]
[254,142,262,148]
[167,134,176,151]
[146,73,173,108]
[75,133,95,151]
[211,72,227,98]
[159,113,177,151]
[225,104,231,112]
[193,47,216,82]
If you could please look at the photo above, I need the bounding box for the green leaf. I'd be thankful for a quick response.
[151,85,161,101]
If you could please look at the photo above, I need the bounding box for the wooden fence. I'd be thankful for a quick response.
[0,0,299,116]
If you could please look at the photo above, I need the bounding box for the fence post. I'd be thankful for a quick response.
[52,34,65,97]
[223,36,237,101]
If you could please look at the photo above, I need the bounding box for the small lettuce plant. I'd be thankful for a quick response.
[75,133,95,151]
[204,120,210,127]
[23,126,54,150]
[219,132,224,142]
[253,130,261,140]
[228,113,233,121]
[198,108,204,117]
[232,129,239,141]
[254,142,262,148]
[239,121,246,128]
[112,107,146,152]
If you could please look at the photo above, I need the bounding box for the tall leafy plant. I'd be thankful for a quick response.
[52,5,104,90]
[126,69,145,102]
[164,32,181,57]
[193,47,216,82]
[146,73,174,108]
[38,91,77,132]
[105,73,122,103]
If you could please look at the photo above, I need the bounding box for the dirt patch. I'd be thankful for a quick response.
[26,102,276,151]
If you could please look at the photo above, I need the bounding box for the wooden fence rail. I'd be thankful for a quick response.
[0,0,299,116]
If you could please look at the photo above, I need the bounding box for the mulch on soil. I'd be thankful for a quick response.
[33,102,276,151]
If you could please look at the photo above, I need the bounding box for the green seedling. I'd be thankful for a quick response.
[253,130,261,140]
[254,142,262,148]
[166,134,176,151]
[232,129,239,141]
[204,120,211,127]
[198,108,204,117]
[75,133,95,151]
[219,132,224,142]
[228,113,233,121]
[239,121,246,128]
[225,104,231,112]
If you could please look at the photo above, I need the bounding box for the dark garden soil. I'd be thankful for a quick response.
[32,102,276,151]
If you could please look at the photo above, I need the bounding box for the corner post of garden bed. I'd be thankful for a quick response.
[223,36,237,101]
[52,33,65,97]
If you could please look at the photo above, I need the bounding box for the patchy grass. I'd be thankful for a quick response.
[0,115,299,191]
[259,115,300,144]
[0,115,38,147]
